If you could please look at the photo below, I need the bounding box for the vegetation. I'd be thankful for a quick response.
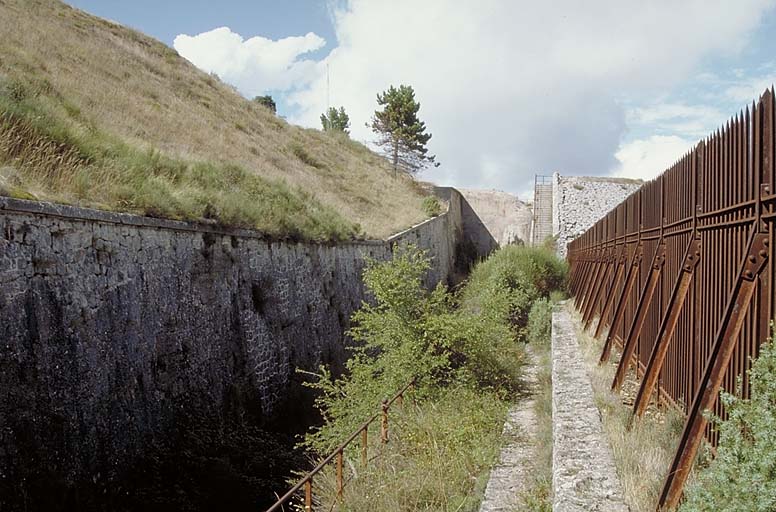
[301,244,567,510]
[253,95,276,114]
[0,0,431,239]
[680,336,776,512]
[573,308,684,512]
[0,77,356,241]
[370,84,438,176]
[320,106,350,135]
[422,195,442,217]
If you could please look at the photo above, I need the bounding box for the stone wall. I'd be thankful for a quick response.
[0,187,481,495]
[458,188,531,247]
[552,173,642,257]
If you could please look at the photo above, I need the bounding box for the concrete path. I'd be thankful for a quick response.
[479,346,539,512]
[552,308,628,512]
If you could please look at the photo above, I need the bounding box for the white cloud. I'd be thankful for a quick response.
[613,135,695,181]
[175,1,776,193]
[173,27,326,97]
[290,0,774,192]
[627,102,727,138]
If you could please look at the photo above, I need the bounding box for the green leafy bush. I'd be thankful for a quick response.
[527,298,553,346]
[301,244,567,509]
[422,195,442,217]
[680,337,776,512]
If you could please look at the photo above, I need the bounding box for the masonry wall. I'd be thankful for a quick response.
[552,173,642,257]
[0,187,478,495]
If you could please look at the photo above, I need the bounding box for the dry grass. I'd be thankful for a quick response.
[569,307,684,512]
[0,0,429,239]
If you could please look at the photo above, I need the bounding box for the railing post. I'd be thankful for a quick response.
[360,428,368,466]
[336,449,343,501]
[381,399,389,444]
[304,479,312,512]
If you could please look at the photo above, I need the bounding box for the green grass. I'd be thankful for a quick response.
[295,245,567,511]
[309,387,507,512]
[0,75,357,241]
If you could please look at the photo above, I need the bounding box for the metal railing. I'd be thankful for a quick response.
[568,89,775,510]
[265,378,416,512]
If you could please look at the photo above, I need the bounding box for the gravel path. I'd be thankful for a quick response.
[552,308,628,512]
[479,346,539,512]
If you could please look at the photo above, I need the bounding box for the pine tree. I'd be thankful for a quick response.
[320,106,351,135]
[370,85,438,176]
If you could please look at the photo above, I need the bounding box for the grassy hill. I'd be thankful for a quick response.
[0,0,431,241]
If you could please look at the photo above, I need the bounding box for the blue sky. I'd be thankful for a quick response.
[64,1,776,197]
[66,0,336,55]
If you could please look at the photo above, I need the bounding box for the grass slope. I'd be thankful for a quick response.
[0,0,430,240]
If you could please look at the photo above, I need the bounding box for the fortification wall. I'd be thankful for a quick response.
[0,187,479,492]
[458,188,531,247]
[552,173,642,256]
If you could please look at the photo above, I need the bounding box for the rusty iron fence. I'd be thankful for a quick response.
[265,378,415,512]
[568,89,775,510]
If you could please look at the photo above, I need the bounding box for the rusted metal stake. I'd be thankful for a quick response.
[599,244,641,363]
[336,450,343,501]
[304,479,312,512]
[612,242,666,391]
[381,399,388,444]
[658,232,768,510]
[631,238,700,423]
[360,428,368,466]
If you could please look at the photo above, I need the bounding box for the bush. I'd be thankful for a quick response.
[302,244,568,509]
[422,195,442,217]
[679,337,776,512]
[527,298,553,346]
[460,245,567,341]
[304,245,523,452]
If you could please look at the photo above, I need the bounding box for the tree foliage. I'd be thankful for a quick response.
[369,84,438,176]
[320,106,350,135]
[253,95,276,114]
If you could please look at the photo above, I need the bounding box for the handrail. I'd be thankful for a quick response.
[265,377,416,512]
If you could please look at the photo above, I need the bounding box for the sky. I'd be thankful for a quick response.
[67,0,776,198]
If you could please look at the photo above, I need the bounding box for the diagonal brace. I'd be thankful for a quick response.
[611,242,666,391]
[599,243,643,363]
[658,231,769,510]
[630,237,701,423]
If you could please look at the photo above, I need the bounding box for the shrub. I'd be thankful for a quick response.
[303,245,524,453]
[459,245,567,341]
[301,244,571,509]
[679,337,776,512]
[527,298,553,346]
[422,195,442,217]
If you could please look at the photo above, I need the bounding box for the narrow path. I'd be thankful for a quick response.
[479,345,539,512]
[552,308,628,511]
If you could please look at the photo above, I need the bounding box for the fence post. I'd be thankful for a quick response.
[304,479,312,512]
[381,399,389,444]
[360,427,368,466]
[336,449,343,501]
